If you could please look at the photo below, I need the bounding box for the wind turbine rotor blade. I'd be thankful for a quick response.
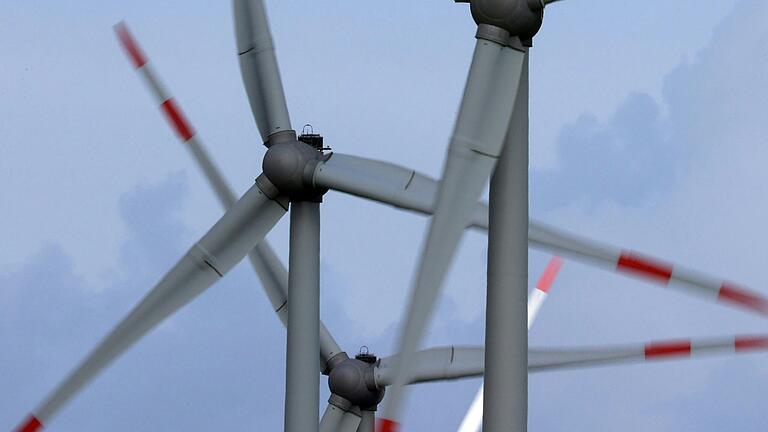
[344,411,366,432]
[248,244,342,371]
[320,405,347,432]
[457,388,484,432]
[358,410,376,432]
[15,417,42,432]
[529,221,768,317]
[320,398,362,432]
[372,334,768,387]
[233,0,293,142]
[528,335,768,371]
[379,36,526,430]
[114,22,235,208]
[375,346,485,386]
[312,153,489,229]
[315,154,768,318]
[528,256,564,327]
[115,22,343,370]
[15,179,287,431]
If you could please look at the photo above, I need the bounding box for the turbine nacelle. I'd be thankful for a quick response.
[471,0,544,40]
[263,133,329,201]
[328,352,385,410]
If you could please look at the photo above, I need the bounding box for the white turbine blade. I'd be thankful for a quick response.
[115,22,343,370]
[320,404,347,432]
[459,256,564,432]
[375,347,485,387]
[312,153,489,230]
[15,179,287,431]
[115,22,236,208]
[528,335,768,371]
[315,156,768,318]
[343,411,365,432]
[233,0,292,141]
[456,387,484,432]
[320,400,362,432]
[358,410,376,432]
[528,256,564,327]
[379,40,526,431]
[371,335,768,389]
[529,221,768,317]
[250,243,342,372]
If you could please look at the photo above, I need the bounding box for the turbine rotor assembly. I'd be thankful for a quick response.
[327,350,385,410]
[262,131,329,202]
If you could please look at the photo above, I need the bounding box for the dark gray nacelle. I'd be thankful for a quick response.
[262,134,328,201]
[328,357,385,409]
[470,0,544,40]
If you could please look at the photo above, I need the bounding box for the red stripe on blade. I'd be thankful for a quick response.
[536,256,564,293]
[617,252,673,284]
[16,415,43,432]
[114,22,147,69]
[644,341,691,359]
[735,336,768,351]
[161,99,195,141]
[377,418,399,432]
[718,283,768,315]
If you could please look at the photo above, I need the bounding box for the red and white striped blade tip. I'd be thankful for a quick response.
[536,256,564,293]
[16,415,43,432]
[113,21,196,142]
[616,251,768,316]
[159,98,195,141]
[734,335,768,350]
[377,418,399,432]
[644,335,768,360]
[114,21,146,69]
[616,252,672,283]
[644,340,692,359]
[718,283,768,315]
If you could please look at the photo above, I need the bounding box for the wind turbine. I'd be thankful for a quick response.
[375,0,768,429]
[13,1,768,432]
[111,21,768,432]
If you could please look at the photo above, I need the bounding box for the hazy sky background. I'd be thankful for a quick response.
[3,0,768,430]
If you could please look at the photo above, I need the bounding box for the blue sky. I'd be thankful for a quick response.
[3,0,768,430]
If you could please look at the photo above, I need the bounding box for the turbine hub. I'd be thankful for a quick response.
[327,355,384,409]
[470,0,543,41]
[262,132,328,202]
